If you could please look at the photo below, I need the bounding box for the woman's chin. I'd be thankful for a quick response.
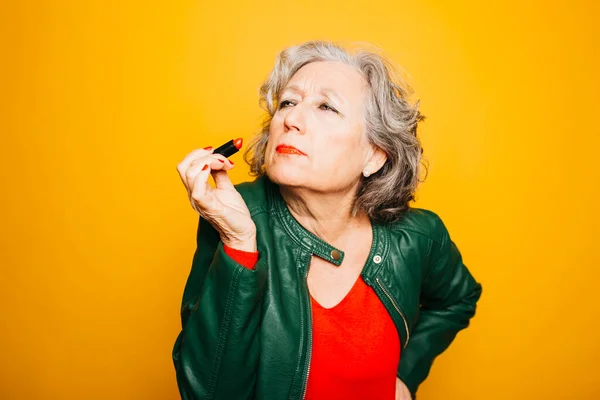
[266,167,309,188]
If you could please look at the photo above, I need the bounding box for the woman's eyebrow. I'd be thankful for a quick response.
[282,85,345,104]
[321,88,345,105]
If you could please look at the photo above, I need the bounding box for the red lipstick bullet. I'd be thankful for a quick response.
[213,138,243,158]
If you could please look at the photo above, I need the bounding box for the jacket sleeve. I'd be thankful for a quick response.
[397,213,483,398]
[172,215,267,400]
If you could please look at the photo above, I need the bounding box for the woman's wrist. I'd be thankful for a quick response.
[222,234,257,253]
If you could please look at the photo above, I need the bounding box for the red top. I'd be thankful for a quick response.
[224,245,401,399]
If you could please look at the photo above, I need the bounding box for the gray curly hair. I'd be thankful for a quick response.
[244,40,427,223]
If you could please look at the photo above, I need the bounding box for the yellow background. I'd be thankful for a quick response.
[1,1,599,399]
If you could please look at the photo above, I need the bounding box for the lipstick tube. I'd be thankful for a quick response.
[213,138,243,158]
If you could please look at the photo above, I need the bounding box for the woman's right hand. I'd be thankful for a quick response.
[176,146,257,252]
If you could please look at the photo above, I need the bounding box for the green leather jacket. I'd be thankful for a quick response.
[172,175,482,400]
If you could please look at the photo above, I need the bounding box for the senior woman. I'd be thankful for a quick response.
[173,41,482,400]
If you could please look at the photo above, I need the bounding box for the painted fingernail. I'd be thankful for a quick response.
[202,165,209,171]
[229,160,235,165]
[203,146,213,150]
[218,159,225,163]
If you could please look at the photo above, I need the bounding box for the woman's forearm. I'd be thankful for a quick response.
[173,218,266,400]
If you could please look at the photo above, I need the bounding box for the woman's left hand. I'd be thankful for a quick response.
[395,377,412,400]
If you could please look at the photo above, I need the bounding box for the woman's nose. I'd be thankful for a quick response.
[283,104,306,134]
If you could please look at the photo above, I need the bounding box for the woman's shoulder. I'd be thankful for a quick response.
[386,207,451,244]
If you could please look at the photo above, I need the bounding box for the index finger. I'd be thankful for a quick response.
[177,147,214,174]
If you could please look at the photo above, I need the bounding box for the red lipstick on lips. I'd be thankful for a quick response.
[276,144,307,156]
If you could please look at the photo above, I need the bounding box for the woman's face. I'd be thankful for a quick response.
[265,61,376,193]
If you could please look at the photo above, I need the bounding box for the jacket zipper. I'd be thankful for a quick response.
[300,269,313,400]
[375,277,410,349]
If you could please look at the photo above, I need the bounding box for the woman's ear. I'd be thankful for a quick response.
[363,146,387,177]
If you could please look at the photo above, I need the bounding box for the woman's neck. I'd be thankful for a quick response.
[279,184,369,248]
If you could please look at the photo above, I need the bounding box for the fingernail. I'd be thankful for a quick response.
[203,146,213,150]
[202,165,209,171]
[230,160,235,165]
[218,159,225,163]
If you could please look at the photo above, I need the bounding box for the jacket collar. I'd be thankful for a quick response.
[263,175,390,276]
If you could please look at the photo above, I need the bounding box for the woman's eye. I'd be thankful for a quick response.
[319,103,337,113]
[279,100,294,109]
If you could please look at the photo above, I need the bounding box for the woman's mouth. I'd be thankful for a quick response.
[275,145,307,156]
